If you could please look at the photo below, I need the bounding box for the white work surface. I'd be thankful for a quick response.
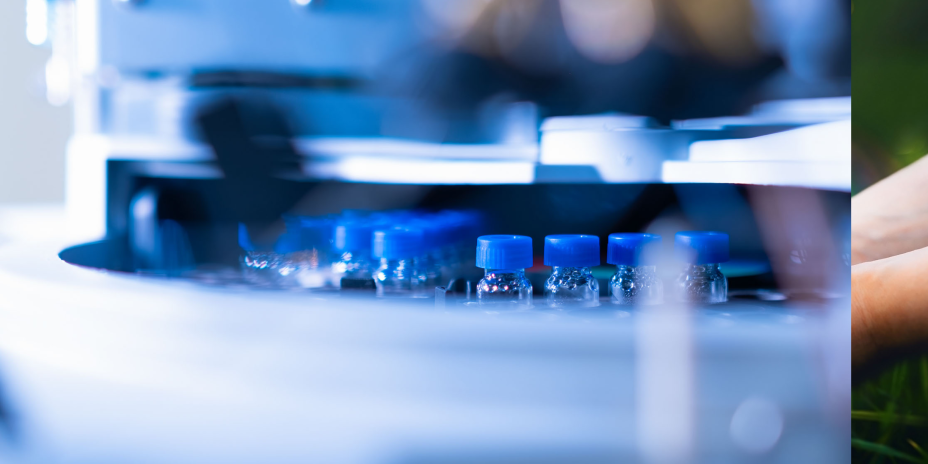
[0,206,848,464]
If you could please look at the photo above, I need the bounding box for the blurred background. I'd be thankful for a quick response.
[853,0,928,192]
[0,1,70,203]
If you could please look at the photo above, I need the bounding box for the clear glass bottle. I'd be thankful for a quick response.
[429,212,461,279]
[272,229,306,288]
[373,227,427,297]
[543,235,600,307]
[282,216,333,289]
[239,223,285,286]
[331,220,375,290]
[674,231,729,304]
[404,218,444,289]
[476,235,534,306]
[607,233,663,305]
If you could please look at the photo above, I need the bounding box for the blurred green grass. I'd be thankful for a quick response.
[854,0,928,191]
[853,0,928,461]
[853,358,928,463]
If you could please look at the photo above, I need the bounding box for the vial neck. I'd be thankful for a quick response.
[379,257,413,268]
[551,266,594,276]
[682,263,720,273]
[616,264,657,272]
[415,254,438,266]
[484,269,525,278]
[338,250,367,261]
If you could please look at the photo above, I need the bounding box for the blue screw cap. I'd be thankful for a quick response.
[282,215,334,251]
[238,223,257,251]
[238,223,292,253]
[340,209,370,219]
[401,218,445,251]
[273,231,303,254]
[372,227,423,260]
[476,235,533,270]
[544,235,600,267]
[334,220,374,252]
[434,211,469,244]
[607,233,662,266]
[674,231,729,264]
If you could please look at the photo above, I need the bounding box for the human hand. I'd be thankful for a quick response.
[853,155,928,265]
[852,247,928,371]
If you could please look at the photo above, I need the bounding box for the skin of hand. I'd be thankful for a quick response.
[853,247,928,371]
[853,155,928,265]
[853,155,928,371]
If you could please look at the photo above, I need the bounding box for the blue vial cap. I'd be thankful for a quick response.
[238,223,280,252]
[460,210,484,239]
[675,231,730,264]
[283,215,333,251]
[544,235,600,267]
[238,223,257,251]
[476,235,533,270]
[402,218,443,251]
[607,233,662,266]
[430,217,456,248]
[435,211,468,244]
[372,227,423,260]
[274,231,302,254]
[340,209,369,219]
[334,220,373,252]
[371,210,417,223]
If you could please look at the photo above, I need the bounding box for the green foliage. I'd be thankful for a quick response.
[854,0,928,191]
[853,357,928,463]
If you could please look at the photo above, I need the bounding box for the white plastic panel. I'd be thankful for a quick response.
[85,0,421,75]
[663,120,851,191]
[540,129,697,183]
[662,160,849,191]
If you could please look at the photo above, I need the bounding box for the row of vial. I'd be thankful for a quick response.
[239,210,482,291]
[477,232,728,307]
[239,210,729,306]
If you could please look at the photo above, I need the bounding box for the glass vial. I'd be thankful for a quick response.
[607,233,663,305]
[373,227,427,297]
[475,235,533,306]
[674,231,729,304]
[543,234,600,307]
[331,220,375,290]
